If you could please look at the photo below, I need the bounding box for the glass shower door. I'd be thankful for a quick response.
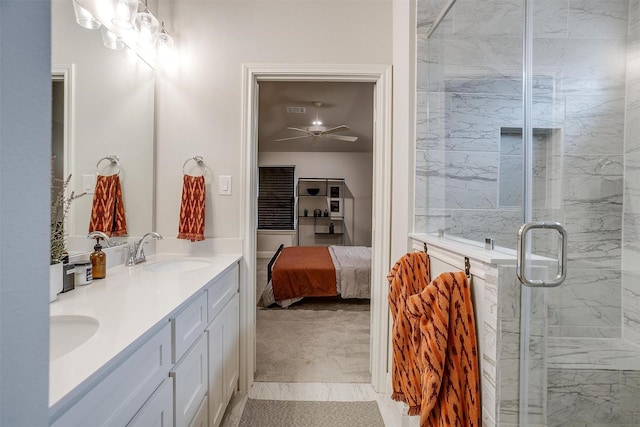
[519,0,640,425]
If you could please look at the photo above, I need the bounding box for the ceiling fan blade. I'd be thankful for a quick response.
[275,135,313,142]
[286,127,314,136]
[325,134,358,142]
[321,125,350,135]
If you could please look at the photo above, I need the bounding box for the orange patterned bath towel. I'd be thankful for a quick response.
[407,271,480,427]
[387,251,431,415]
[88,174,127,237]
[178,174,205,241]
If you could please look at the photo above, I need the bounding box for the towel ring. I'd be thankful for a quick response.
[182,156,205,176]
[96,155,120,176]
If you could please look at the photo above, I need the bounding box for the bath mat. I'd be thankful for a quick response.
[238,399,385,427]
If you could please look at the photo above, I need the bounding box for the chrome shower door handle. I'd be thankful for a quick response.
[516,221,567,287]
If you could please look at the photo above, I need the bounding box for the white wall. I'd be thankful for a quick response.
[0,0,51,424]
[155,0,392,249]
[259,151,373,249]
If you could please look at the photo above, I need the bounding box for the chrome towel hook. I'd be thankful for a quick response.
[464,257,471,278]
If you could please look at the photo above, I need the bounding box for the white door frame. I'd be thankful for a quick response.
[52,64,76,234]
[240,63,393,393]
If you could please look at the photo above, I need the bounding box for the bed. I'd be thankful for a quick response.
[261,245,372,308]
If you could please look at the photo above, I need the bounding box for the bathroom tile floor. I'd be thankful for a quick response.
[220,382,403,426]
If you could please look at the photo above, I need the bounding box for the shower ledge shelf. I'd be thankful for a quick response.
[410,233,557,266]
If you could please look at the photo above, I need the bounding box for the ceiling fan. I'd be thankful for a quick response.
[275,101,358,142]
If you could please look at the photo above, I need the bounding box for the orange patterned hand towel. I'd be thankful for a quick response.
[177,174,205,242]
[407,272,480,427]
[88,174,127,237]
[387,251,431,415]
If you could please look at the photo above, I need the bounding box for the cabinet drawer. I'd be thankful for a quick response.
[127,377,174,427]
[171,333,208,427]
[188,395,208,427]
[51,323,172,427]
[206,264,238,323]
[172,292,207,363]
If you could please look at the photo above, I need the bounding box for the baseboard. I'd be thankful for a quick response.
[257,251,276,259]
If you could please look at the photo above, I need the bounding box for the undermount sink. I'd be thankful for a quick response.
[143,259,212,273]
[50,315,99,361]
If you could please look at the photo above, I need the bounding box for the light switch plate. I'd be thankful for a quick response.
[83,174,96,194]
[219,175,232,195]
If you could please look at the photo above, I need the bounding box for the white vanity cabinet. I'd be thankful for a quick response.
[51,323,172,427]
[205,266,240,427]
[171,262,240,427]
[49,256,241,427]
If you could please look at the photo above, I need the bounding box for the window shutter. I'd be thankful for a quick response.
[258,166,294,230]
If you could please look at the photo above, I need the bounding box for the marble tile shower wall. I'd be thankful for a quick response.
[415,0,630,340]
[624,0,640,347]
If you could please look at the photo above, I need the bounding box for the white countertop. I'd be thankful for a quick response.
[49,253,241,414]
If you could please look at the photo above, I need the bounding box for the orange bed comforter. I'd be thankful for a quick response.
[271,246,337,301]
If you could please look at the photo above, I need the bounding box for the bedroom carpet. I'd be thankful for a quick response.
[238,399,385,427]
[255,307,371,383]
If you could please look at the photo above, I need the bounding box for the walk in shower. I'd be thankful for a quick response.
[416,0,640,425]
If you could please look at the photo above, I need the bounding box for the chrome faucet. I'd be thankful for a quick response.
[87,231,114,247]
[126,232,163,266]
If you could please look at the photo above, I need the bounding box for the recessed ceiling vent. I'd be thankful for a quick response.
[286,106,306,114]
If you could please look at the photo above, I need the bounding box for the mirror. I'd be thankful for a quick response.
[51,0,155,253]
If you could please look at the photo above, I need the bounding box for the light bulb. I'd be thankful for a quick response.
[72,0,101,30]
[156,28,174,50]
[111,0,138,29]
[134,7,159,49]
[156,22,174,64]
[101,27,123,50]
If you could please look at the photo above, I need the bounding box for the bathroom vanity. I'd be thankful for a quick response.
[49,254,241,427]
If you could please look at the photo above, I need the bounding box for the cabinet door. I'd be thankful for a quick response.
[206,313,225,427]
[172,292,207,364]
[206,264,238,324]
[127,378,174,427]
[223,293,239,400]
[187,395,208,427]
[170,333,208,427]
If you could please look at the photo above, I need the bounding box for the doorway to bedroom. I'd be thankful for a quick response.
[255,80,375,384]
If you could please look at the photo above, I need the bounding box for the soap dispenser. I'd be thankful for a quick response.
[90,238,106,279]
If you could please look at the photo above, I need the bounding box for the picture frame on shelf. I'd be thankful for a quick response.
[330,199,342,217]
[330,186,340,198]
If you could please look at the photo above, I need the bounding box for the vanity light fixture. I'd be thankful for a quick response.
[72,0,100,30]
[101,26,124,50]
[70,0,175,68]
[156,22,174,50]
[135,0,160,49]
[111,0,138,29]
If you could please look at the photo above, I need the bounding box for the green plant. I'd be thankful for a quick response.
[51,159,85,264]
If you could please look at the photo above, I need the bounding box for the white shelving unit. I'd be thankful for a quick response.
[297,178,345,246]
